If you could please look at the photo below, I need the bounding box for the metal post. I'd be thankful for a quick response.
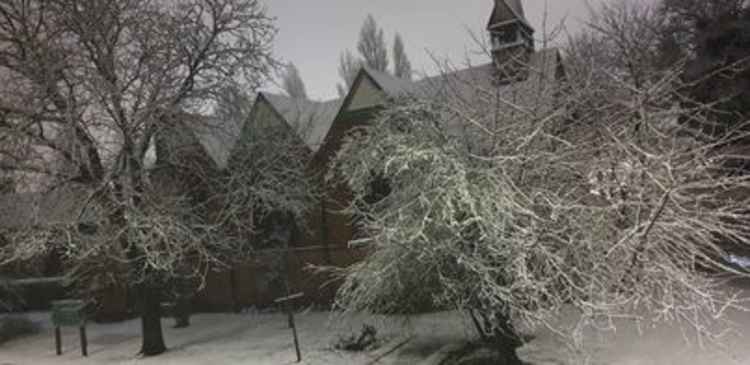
[274,292,304,363]
[55,327,62,355]
[79,325,87,356]
[288,307,301,362]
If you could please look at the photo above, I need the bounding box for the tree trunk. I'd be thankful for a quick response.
[493,331,524,365]
[472,310,524,364]
[492,313,524,365]
[138,285,166,356]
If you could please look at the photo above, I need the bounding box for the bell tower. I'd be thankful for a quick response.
[487,0,535,81]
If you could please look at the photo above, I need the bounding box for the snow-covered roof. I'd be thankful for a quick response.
[311,48,562,161]
[362,66,417,97]
[360,48,560,102]
[182,113,243,170]
[259,93,342,153]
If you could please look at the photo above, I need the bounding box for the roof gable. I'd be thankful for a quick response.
[310,67,391,166]
[344,70,389,112]
[311,48,563,163]
[152,111,243,171]
[184,114,242,170]
[254,93,342,153]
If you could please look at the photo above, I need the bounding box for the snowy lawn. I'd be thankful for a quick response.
[1,280,750,365]
[0,308,474,365]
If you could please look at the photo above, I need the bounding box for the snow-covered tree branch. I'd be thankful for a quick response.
[326,12,750,364]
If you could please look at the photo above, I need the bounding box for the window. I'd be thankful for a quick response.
[492,27,518,47]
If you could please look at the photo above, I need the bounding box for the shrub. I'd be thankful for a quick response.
[333,324,380,352]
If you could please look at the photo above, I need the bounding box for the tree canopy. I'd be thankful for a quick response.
[0,0,301,356]
[328,4,750,363]
[393,33,412,80]
[358,14,389,73]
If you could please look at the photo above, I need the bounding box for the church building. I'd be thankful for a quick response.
[196,0,565,309]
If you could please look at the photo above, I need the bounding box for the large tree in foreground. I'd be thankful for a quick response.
[327,11,750,365]
[0,0,281,356]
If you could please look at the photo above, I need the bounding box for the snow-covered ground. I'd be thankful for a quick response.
[0,308,473,365]
[2,281,750,365]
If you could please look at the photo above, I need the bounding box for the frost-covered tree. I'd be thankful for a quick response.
[392,33,412,80]
[0,0,281,356]
[281,63,308,99]
[357,14,389,73]
[327,12,750,365]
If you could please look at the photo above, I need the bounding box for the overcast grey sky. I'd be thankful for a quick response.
[265,0,609,100]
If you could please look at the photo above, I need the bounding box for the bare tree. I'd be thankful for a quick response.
[281,63,308,99]
[392,33,412,80]
[357,14,389,73]
[325,9,750,365]
[337,50,362,98]
[660,0,747,51]
[0,0,280,356]
[583,0,669,89]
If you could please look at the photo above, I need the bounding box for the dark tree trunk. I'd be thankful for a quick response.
[493,330,524,365]
[492,313,524,365]
[138,285,166,356]
[471,310,524,365]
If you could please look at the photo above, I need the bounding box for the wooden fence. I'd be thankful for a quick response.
[193,244,366,312]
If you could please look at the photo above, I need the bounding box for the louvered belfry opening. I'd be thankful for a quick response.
[488,0,535,82]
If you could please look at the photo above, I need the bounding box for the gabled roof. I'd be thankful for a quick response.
[165,93,342,171]
[488,0,533,31]
[150,111,244,171]
[181,114,243,170]
[362,66,416,97]
[258,93,342,153]
[316,48,563,160]
[351,48,560,105]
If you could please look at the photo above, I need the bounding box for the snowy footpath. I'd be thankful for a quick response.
[2,282,750,365]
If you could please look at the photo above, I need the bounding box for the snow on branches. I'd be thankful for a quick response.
[327,43,750,353]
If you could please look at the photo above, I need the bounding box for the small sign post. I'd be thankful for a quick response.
[274,292,304,363]
[50,299,87,356]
